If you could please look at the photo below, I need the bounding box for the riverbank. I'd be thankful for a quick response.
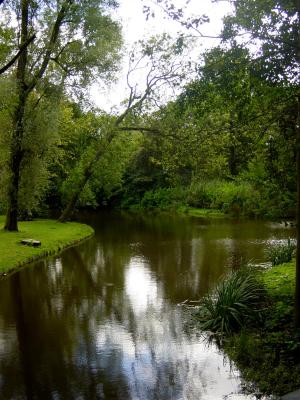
[118,182,295,220]
[179,206,228,218]
[123,206,228,219]
[224,259,300,397]
[0,216,94,276]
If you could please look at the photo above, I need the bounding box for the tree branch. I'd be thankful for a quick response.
[118,126,161,134]
[0,34,36,75]
[50,56,69,74]
[26,0,73,93]
[119,125,180,140]
[148,0,220,39]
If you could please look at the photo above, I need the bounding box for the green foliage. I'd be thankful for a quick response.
[121,187,186,211]
[267,240,296,266]
[140,187,186,210]
[0,77,15,209]
[223,260,300,396]
[56,111,142,210]
[225,331,300,396]
[187,261,299,396]
[0,0,297,226]
[116,41,296,220]
[1,0,122,88]
[91,131,142,204]
[0,77,64,217]
[263,259,295,298]
[19,94,63,217]
[194,268,265,335]
[187,180,261,217]
[0,0,123,230]
[0,24,15,66]
[222,0,299,84]
[120,177,293,219]
[184,208,226,218]
[262,259,297,332]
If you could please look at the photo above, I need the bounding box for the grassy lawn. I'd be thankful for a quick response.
[263,259,295,297]
[0,215,94,274]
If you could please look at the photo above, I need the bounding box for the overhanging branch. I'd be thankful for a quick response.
[26,0,73,93]
[0,34,36,75]
[118,126,161,134]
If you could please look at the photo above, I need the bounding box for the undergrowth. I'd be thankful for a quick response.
[193,267,265,335]
[190,256,300,396]
[120,179,295,219]
[267,239,296,266]
[221,260,299,396]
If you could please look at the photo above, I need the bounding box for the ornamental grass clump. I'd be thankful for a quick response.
[195,268,265,336]
[267,239,296,266]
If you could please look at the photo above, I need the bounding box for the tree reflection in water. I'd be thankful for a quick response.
[0,211,294,399]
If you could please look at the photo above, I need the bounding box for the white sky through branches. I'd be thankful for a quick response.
[91,0,233,112]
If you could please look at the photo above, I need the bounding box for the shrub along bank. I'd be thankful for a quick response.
[194,259,300,397]
[224,260,300,396]
[0,216,94,275]
[119,180,295,219]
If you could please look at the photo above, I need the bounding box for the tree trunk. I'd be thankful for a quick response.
[228,145,237,176]
[57,186,85,223]
[4,0,29,231]
[4,129,24,231]
[294,0,300,328]
[228,113,238,176]
[58,132,115,222]
[58,168,94,222]
[4,0,69,230]
[295,94,300,328]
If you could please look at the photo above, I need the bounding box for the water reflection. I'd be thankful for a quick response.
[0,211,294,399]
[125,256,160,313]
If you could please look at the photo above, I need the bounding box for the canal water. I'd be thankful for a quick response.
[0,211,295,399]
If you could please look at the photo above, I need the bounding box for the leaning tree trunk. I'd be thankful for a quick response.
[294,0,300,328]
[4,0,29,232]
[295,94,300,328]
[58,179,90,223]
[58,165,94,223]
[58,132,115,223]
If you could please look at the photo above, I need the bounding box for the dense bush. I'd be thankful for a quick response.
[120,187,187,210]
[223,260,300,396]
[267,239,296,266]
[140,187,186,209]
[194,268,265,335]
[119,178,295,219]
[187,180,261,217]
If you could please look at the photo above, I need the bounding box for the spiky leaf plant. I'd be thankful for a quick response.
[267,239,296,266]
[195,268,265,336]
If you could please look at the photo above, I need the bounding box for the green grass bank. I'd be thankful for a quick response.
[180,207,227,218]
[0,216,94,275]
[224,260,300,397]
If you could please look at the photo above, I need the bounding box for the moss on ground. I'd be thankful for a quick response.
[224,259,300,397]
[0,215,94,275]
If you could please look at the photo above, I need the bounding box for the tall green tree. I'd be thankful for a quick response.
[1,0,122,231]
[135,45,295,193]
[57,34,188,221]
[221,0,300,326]
[46,104,142,213]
